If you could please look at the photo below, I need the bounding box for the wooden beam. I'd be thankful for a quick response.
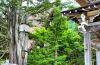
[84,21,100,32]
[88,21,100,26]
[89,26,100,32]
[87,10,100,17]
[78,24,100,33]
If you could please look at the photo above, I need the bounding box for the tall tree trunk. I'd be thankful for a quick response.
[55,40,58,64]
[8,6,18,64]
[7,1,28,64]
[55,49,58,62]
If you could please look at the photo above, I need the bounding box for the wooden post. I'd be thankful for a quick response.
[19,24,29,65]
[80,13,92,65]
[95,41,100,65]
[8,5,18,64]
[92,39,100,65]
[96,47,100,65]
[19,32,28,65]
[84,32,92,65]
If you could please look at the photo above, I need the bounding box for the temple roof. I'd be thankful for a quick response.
[62,1,100,14]
[62,1,100,23]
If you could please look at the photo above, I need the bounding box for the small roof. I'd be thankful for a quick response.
[62,1,100,24]
[62,1,100,14]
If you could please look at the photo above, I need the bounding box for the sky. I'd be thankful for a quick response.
[22,0,56,6]
[61,0,80,6]
[22,0,80,7]
[61,0,80,11]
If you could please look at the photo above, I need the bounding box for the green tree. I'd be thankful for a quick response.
[0,17,9,63]
[0,0,9,61]
[28,7,83,65]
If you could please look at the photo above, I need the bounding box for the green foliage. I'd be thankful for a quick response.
[27,21,33,27]
[28,7,83,65]
[0,17,9,59]
[27,0,54,15]
[28,47,55,65]
[0,59,5,64]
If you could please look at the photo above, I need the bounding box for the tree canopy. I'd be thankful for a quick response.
[28,7,84,65]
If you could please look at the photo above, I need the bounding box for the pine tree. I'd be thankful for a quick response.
[28,7,83,65]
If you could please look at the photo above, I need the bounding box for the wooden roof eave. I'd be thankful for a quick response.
[62,1,100,14]
[62,1,100,23]
[65,10,100,18]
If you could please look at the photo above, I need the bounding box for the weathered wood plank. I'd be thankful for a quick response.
[87,10,100,17]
